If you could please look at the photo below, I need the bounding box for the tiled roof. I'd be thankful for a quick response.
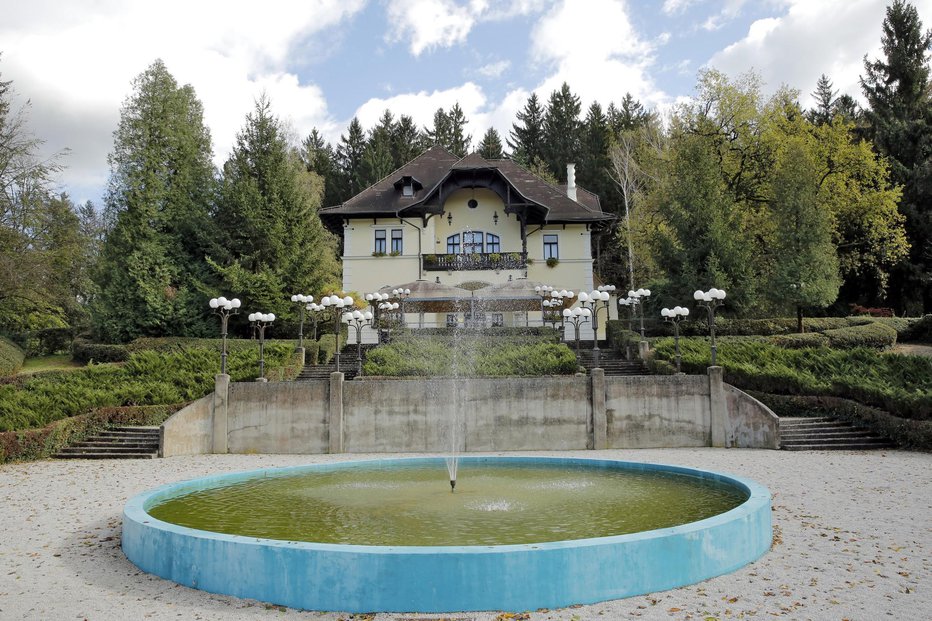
[319,145,611,225]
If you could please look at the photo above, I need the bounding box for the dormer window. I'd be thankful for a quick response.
[393,174,423,198]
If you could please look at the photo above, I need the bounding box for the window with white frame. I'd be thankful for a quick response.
[391,229,403,254]
[374,229,387,254]
[543,234,559,259]
[486,233,501,253]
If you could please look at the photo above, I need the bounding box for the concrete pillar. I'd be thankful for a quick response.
[211,373,230,454]
[638,340,650,360]
[329,371,344,453]
[295,347,306,366]
[708,366,728,448]
[590,368,607,450]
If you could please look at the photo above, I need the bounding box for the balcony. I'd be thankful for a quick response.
[422,252,527,272]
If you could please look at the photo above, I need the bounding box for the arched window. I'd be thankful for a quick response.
[486,233,500,253]
[463,231,484,254]
[446,234,460,254]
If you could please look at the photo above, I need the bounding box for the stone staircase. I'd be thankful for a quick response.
[574,345,648,376]
[779,417,895,451]
[54,426,160,459]
[296,344,374,381]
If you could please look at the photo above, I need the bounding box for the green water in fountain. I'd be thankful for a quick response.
[147,462,747,546]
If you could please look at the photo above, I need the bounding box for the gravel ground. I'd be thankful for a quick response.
[1,448,929,621]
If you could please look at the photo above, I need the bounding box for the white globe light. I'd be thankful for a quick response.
[291,294,298,302]
[566,291,574,298]
[534,285,541,292]
[562,308,571,317]
[582,308,591,317]
[209,298,219,309]
[364,311,373,320]
[578,292,589,302]
[628,290,637,298]
[694,290,704,300]
[231,298,241,308]
[223,301,232,310]
[393,302,399,310]
[703,293,713,302]
[661,308,671,317]
[343,296,354,306]
[682,307,690,316]
[321,297,331,307]
[365,293,373,301]
[247,313,256,322]
[717,289,727,300]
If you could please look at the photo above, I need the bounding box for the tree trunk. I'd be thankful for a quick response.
[797,305,804,333]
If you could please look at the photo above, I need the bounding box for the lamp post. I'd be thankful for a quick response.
[693,287,727,366]
[392,288,411,325]
[378,300,400,341]
[247,312,275,380]
[618,295,638,331]
[562,306,591,354]
[661,306,689,373]
[305,302,320,341]
[209,296,241,375]
[628,287,651,338]
[320,294,355,372]
[366,292,391,339]
[534,285,554,327]
[578,284,614,367]
[290,293,313,349]
[343,309,374,375]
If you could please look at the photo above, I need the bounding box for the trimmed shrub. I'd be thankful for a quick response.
[650,337,932,420]
[0,336,25,377]
[72,339,129,363]
[771,332,829,349]
[317,332,346,364]
[0,404,179,463]
[822,322,897,349]
[902,315,932,343]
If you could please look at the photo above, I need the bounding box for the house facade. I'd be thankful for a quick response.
[319,146,617,338]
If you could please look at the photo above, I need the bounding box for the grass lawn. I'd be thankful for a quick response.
[19,355,85,374]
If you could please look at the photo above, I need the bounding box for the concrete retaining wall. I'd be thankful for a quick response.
[227,381,329,454]
[161,368,780,456]
[605,375,711,448]
[725,385,781,449]
[161,394,213,457]
[343,377,590,452]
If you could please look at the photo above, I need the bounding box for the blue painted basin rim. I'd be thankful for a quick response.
[123,456,772,613]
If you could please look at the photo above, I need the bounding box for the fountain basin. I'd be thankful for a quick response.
[122,457,772,613]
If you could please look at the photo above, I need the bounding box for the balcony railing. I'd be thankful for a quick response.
[422,252,527,272]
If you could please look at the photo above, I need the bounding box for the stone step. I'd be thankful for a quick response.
[52,451,156,459]
[97,430,159,438]
[778,416,893,451]
[72,441,159,450]
[57,445,158,454]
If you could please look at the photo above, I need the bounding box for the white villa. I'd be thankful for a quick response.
[319,146,617,339]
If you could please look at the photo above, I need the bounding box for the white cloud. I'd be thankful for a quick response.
[0,0,365,203]
[662,0,696,16]
[384,0,475,56]
[476,60,511,78]
[530,0,665,108]
[355,82,487,137]
[707,0,932,106]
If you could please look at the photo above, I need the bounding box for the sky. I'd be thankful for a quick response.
[2,0,929,206]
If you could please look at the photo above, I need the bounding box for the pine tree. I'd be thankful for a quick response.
[336,117,367,198]
[361,110,396,186]
[608,93,652,135]
[212,96,339,325]
[92,60,218,341]
[476,127,504,159]
[542,83,582,181]
[507,93,545,165]
[391,114,424,167]
[424,108,452,150]
[447,103,472,157]
[861,0,932,312]
[807,74,837,125]
[300,128,342,207]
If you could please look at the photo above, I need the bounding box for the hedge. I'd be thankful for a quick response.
[902,315,932,343]
[72,338,129,363]
[0,404,180,463]
[0,340,298,432]
[821,322,898,349]
[752,392,932,451]
[0,336,25,377]
[650,337,932,420]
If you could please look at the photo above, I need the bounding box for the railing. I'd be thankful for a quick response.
[422,252,527,272]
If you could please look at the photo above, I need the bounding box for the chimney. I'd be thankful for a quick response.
[566,163,577,201]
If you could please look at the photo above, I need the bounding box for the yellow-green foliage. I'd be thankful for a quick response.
[0,336,25,377]
[364,335,578,377]
[0,340,296,432]
[651,337,932,420]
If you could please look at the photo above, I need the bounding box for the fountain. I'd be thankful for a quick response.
[123,456,772,613]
